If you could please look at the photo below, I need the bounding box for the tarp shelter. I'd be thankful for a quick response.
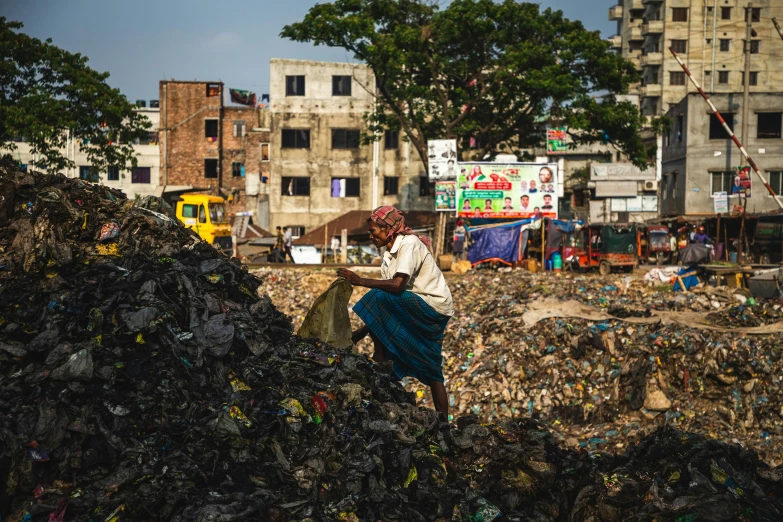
[467,218,537,266]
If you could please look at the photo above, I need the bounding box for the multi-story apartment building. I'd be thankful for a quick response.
[7,105,161,200]
[610,0,783,118]
[266,59,431,234]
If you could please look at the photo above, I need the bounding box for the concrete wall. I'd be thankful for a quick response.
[267,59,429,233]
[9,107,160,200]
[662,92,783,216]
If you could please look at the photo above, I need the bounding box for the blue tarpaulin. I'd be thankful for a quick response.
[467,218,536,266]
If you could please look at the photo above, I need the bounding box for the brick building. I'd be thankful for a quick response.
[159,81,270,215]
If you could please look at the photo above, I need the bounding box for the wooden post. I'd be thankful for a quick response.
[341,228,348,264]
[541,218,546,269]
[324,225,328,264]
[716,214,721,260]
[724,223,729,261]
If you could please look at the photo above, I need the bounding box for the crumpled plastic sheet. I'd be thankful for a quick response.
[1,161,782,521]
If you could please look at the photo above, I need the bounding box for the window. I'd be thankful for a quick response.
[718,71,729,84]
[670,72,686,86]
[744,72,758,86]
[384,130,399,150]
[711,171,734,194]
[662,175,668,199]
[281,129,310,149]
[131,167,151,184]
[205,119,218,139]
[757,113,782,139]
[719,39,730,52]
[107,166,120,181]
[671,40,687,53]
[233,120,246,137]
[384,176,399,196]
[182,204,198,219]
[331,129,360,149]
[672,8,688,22]
[750,40,760,54]
[205,158,218,178]
[206,83,220,97]
[285,75,305,96]
[79,166,98,183]
[746,8,761,23]
[671,172,678,199]
[709,113,734,139]
[332,75,352,96]
[282,177,310,196]
[260,143,270,161]
[769,172,783,196]
[331,177,361,197]
[676,114,684,143]
[419,176,434,197]
[231,162,244,178]
[721,7,731,20]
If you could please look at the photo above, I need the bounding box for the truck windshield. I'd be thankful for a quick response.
[209,203,228,224]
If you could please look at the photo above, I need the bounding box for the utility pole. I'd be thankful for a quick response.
[741,4,753,147]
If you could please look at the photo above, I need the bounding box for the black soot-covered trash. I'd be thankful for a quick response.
[1,161,782,521]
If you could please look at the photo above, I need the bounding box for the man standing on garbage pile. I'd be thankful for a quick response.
[669,231,678,263]
[337,206,454,417]
[272,226,285,263]
[283,226,295,263]
[453,219,466,262]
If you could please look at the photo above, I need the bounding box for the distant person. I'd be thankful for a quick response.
[453,219,467,262]
[484,199,493,211]
[668,232,678,263]
[502,197,513,211]
[283,226,296,263]
[331,236,341,261]
[542,195,553,210]
[528,180,538,194]
[693,226,711,245]
[273,226,285,263]
[533,207,542,219]
[539,166,554,184]
[520,195,531,212]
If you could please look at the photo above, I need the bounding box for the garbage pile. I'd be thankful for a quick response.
[1,163,782,521]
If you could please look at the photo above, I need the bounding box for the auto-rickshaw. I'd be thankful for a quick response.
[564,223,639,275]
[638,225,672,265]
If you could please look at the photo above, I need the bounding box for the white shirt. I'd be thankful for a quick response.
[283,230,293,247]
[381,235,454,317]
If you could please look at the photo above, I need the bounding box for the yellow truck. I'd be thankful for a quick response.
[174,194,232,251]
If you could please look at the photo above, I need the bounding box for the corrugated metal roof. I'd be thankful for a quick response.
[294,210,439,246]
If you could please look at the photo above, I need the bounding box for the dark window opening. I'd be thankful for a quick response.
[719,39,730,52]
[709,113,734,139]
[232,162,244,178]
[206,83,220,97]
[107,166,120,181]
[332,75,352,96]
[205,119,218,139]
[79,166,98,183]
[282,177,310,196]
[670,72,686,86]
[281,129,310,149]
[721,7,731,20]
[757,113,782,139]
[750,40,760,54]
[770,172,783,195]
[671,40,687,53]
[384,176,399,196]
[672,8,688,22]
[711,171,734,194]
[746,8,761,23]
[332,129,361,149]
[384,130,399,150]
[285,75,305,96]
[131,167,151,184]
[419,176,434,197]
[205,158,218,179]
[718,71,729,84]
[744,72,758,86]
[331,177,361,197]
[676,114,684,142]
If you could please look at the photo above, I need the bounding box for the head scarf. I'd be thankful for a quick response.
[368,205,432,248]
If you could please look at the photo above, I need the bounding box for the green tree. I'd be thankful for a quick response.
[0,18,150,174]
[282,0,656,169]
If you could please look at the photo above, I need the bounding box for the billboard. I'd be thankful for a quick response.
[731,166,752,197]
[546,127,568,155]
[435,181,456,211]
[427,139,458,179]
[457,163,558,219]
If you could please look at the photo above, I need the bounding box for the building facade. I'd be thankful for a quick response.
[661,92,783,216]
[266,59,430,234]
[8,106,161,200]
[610,0,783,119]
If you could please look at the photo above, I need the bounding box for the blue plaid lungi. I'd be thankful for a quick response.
[353,289,451,384]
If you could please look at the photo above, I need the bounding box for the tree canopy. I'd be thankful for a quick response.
[0,18,150,173]
[282,0,657,169]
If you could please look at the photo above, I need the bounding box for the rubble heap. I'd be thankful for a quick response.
[1,163,782,521]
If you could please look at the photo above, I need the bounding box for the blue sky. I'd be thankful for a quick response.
[4,0,615,103]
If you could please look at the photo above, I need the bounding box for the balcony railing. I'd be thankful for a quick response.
[609,5,623,21]
[640,51,663,66]
[641,84,662,97]
[642,20,664,35]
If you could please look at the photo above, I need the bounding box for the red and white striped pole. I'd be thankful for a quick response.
[668,47,783,209]
[773,18,783,43]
